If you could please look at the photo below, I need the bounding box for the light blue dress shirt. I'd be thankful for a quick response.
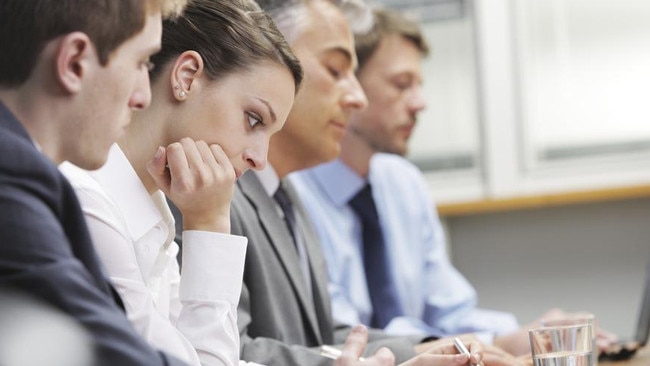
[290,153,518,340]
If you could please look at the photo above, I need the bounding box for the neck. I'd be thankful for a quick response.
[339,130,374,178]
[268,132,331,179]
[119,99,172,194]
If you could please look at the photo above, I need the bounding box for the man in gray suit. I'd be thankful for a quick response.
[230,0,418,364]
[230,1,499,365]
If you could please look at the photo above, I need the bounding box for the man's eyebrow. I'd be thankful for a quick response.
[327,46,356,69]
[331,46,353,62]
[255,97,277,124]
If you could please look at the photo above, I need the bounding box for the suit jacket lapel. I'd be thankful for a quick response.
[237,173,323,343]
[285,181,334,344]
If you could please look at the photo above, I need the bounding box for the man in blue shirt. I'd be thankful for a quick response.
[224,1,525,365]
[291,7,545,356]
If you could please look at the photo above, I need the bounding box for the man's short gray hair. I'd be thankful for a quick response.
[256,0,374,43]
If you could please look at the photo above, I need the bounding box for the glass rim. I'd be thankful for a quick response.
[528,322,593,334]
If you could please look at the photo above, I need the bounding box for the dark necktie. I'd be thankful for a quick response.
[348,183,402,329]
[273,183,297,248]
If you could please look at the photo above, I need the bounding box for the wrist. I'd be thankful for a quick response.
[183,213,231,234]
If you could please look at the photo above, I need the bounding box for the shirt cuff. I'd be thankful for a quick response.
[179,231,247,303]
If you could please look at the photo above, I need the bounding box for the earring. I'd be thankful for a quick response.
[174,84,180,90]
[178,91,186,98]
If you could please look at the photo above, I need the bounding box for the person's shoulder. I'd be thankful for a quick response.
[0,125,48,168]
[370,153,433,199]
[371,153,424,180]
[0,129,64,195]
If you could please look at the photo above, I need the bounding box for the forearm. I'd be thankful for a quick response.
[177,231,247,366]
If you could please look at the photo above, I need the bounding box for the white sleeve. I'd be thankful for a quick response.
[176,230,247,366]
[67,172,250,366]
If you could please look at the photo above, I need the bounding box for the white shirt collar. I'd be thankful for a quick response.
[90,144,163,241]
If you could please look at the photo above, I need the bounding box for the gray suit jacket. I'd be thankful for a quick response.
[231,171,417,366]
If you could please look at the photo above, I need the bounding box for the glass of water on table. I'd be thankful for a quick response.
[529,323,594,366]
[540,313,597,366]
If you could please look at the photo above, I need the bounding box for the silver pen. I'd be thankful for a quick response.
[320,344,366,361]
[453,337,478,366]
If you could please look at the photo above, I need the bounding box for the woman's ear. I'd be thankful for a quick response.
[169,50,204,101]
[56,32,94,94]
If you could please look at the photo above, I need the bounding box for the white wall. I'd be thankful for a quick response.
[445,198,650,338]
[404,0,650,204]
[386,0,650,339]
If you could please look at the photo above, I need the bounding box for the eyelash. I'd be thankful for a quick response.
[247,112,264,128]
[327,66,343,79]
[394,82,411,91]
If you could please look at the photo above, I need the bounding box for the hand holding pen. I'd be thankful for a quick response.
[396,338,482,366]
[454,337,482,366]
[321,325,484,365]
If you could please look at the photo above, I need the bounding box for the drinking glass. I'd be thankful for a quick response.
[529,323,594,366]
[540,313,597,366]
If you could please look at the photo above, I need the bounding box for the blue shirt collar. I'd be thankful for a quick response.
[307,159,366,208]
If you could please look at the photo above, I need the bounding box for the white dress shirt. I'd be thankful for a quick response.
[60,144,261,366]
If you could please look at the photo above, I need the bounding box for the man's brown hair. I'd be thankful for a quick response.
[354,7,429,72]
[0,0,185,87]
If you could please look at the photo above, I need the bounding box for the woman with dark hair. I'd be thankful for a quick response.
[60,1,301,365]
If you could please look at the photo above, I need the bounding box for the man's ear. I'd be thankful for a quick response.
[55,32,95,94]
[169,50,204,101]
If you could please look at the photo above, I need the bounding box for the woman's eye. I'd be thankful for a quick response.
[247,112,264,128]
